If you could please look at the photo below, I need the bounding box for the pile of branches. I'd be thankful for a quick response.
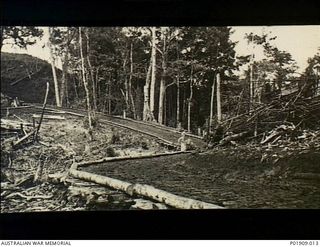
[208,92,320,148]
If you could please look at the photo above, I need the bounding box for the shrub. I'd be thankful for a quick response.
[106,146,117,157]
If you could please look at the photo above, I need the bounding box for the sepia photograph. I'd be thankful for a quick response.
[1,25,320,214]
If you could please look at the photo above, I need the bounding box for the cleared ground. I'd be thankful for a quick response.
[82,151,320,209]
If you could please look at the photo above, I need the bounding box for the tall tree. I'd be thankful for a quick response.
[216,72,222,123]
[79,27,92,129]
[149,27,157,121]
[85,28,97,111]
[47,27,61,107]
[50,27,76,107]
[158,27,167,124]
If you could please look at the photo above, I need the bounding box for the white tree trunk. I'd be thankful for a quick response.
[85,30,97,111]
[209,74,216,131]
[216,72,222,123]
[158,81,165,124]
[47,27,61,107]
[123,56,129,114]
[187,65,193,132]
[249,62,254,110]
[143,63,151,121]
[176,76,180,127]
[129,42,136,119]
[60,49,68,107]
[158,28,167,125]
[149,27,157,121]
[79,27,92,129]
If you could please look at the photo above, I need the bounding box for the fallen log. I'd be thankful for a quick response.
[32,114,65,120]
[69,169,223,209]
[218,131,248,146]
[13,114,26,122]
[69,169,132,193]
[5,192,53,201]
[13,130,36,147]
[260,130,281,144]
[129,183,223,209]
[1,105,32,111]
[76,151,190,168]
[1,119,33,129]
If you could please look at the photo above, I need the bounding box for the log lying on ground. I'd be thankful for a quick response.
[13,130,36,147]
[69,169,223,209]
[129,183,223,209]
[69,169,132,193]
[1,106,32,111]
[1,119,33,129]
[260,125,294,145]
[32,114,65,120]
[76,151,191,168]
[4,192,53,201]
[218,131,248,146]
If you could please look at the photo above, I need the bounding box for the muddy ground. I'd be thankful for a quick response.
[82,150,320,209]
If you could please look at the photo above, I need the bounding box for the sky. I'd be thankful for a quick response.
[230,25,320,73]
[2,26,320,73]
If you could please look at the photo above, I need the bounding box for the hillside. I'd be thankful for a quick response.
[1,52,61,105]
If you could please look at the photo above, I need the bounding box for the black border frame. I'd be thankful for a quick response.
[1,0,320,240]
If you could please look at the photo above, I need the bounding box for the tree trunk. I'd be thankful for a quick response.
[149,27,157,121]
[85,29,97,112]
[143,63,152,121]
[187,65,193,132]
[209,74,216,131]
[73,74,79,101]
[158,29,167,125]
[216,72,222,123]
[176,76,180,128]
[108,81,112,115]
[47,27,61,107]
[60,50,68,107]
[79,27,92,129]
[95,66,100,109]
[123,55,129,115]
[128,42,136,119]
[158,81,165,124]
[249,63,254,110]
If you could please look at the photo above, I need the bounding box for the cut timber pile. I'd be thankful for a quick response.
[204,92,320,167]
[212,93,320,148]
